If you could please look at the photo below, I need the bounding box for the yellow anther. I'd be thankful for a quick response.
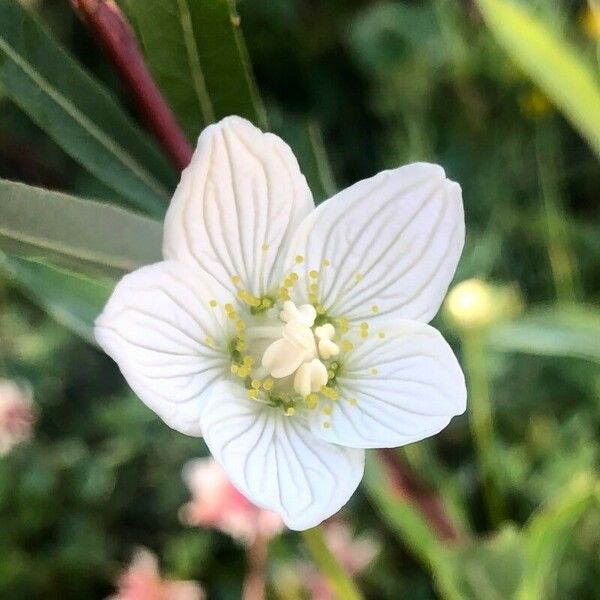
[378,331,386,339]
[339,317,349,333]
[320,386,339,400]
[261,243,269,252]
[230,364,239,374]
[238,367,250,378]
[323,421,331,429]
[371,305,379,314]
[247,389,259,399]
[355,273,364,282]
[284,407,296,417]
[204,336,215,347]
[371,368,379,376]
[295,255,304,264]
[306,393,319,409]
[289,272,299,282]
[251,379,262,390]
[321,259,331,267]
[242,356,254,366]
[284,278,294,288]
[228,311,238,320]
[263,378,274,391]
[349,398,358,406]
[327,370,335,379]
[224,303,234,312]
[316,305,326,315]
[230,275,241,285]
[360,322,368,329]
[209,299,217,308]
[341,340,354,352]
[309,270,319,279]
[236,341,247,352]
[261,298,273,308]
[236,320,246,331]
[323,405,332,415]
[360,330,369,339]
[309,283,319,293]
[308,293,318,304]
[329,362,339,370]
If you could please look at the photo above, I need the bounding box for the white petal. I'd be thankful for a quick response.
[286,163,464,324]
[200,382,365,530]
[95,261,235,436]
[164,116,314,297]
[310,320,466,448]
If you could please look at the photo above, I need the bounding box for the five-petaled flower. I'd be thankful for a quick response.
[95,116,467,530]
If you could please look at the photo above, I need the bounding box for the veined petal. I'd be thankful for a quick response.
[95,261,235,436]
[286,163,464,324]
[310,320,466,448]
[200,382,365,530]
[164,116,314,297]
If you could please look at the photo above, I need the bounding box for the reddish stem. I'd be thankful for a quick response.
[70,0,193,171]
[242,534,268,600]
[378,448,460,542]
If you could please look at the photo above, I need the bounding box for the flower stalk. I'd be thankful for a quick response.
[301,526,365,600]
[462,330,506,527]
[70,0,193,170]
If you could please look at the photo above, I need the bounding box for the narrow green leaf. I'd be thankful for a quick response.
[517,474,599,599]
[362,453,463,600]
[122,0,266,140]
[487,305,600,364]
[0,179,162,277]
[273,117,337,204]
[478,0,600,159]
[0,253,113,344]
[0,0,176,215]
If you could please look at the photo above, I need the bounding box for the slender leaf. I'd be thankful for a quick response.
[478,0,600,159]
[487,305,600,364]
[0,0,175,215]
[122,0,266,141]
[0,253,113,344]
[517,474,599,599]
[0,179,162,277]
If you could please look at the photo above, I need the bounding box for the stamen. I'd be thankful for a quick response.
[295,255,304,264]
[261,243,269,252]
[209,299,218,308]
[321,259,331,267]
[370,368,378,376]
[371,304,379,314]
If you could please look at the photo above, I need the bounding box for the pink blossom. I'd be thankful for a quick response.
[304,522,379,600]
[108,548,204,600]
[181,458,284,544]
[0,379,35,456]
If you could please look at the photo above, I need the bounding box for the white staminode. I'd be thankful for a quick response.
[95,116,467,530]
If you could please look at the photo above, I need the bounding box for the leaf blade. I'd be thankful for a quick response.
[0,0,176,215]
[478,0,600,159]
[0,178,162,277]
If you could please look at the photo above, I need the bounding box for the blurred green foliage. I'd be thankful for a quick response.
[0,0,599,598]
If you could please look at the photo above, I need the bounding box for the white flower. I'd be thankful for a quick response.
[95,116,466,530]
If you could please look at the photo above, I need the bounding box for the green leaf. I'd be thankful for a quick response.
[362,453,463,600]
[273,117,337,204]
[478,0,600,160]
[517,474,599,599]
[0,0,176,215]
[0,253,113,344]
[0,178,162,277]
[487,305,600,364]
[122,0,266,141]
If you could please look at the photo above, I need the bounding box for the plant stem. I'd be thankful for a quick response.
[70,0,193,171]
[243,534,268,600]
[378,448,462,541]
[462,330,506,528]
[301,526,364,600]
[535,122,579,303]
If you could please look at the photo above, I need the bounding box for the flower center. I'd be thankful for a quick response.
[261,301,340,397]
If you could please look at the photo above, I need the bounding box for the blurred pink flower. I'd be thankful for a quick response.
[108,548,204,600]
[181,458,284,545]
[0,379,35,456]
[304,522,379,600]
